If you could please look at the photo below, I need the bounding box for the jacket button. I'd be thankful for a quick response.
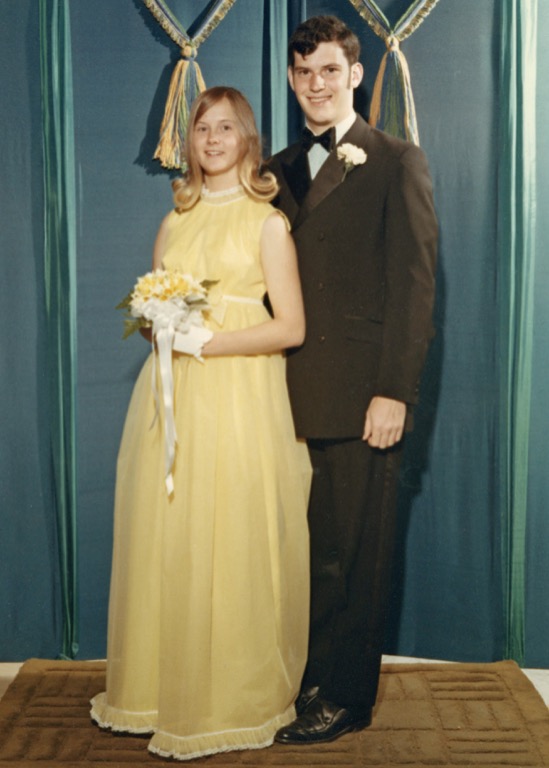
[319,335,326,343]
[318,282,324,291]
[318,232,325,241]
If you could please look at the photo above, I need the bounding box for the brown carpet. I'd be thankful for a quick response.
[1,659,548,767]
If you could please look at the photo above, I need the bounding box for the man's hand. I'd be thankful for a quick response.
[363,396,406,449]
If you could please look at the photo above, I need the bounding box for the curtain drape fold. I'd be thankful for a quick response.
[267,0,289,154]
[39,0,79,660]
[498,0,538,666]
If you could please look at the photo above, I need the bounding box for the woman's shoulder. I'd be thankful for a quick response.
[267,207,290,232]
[236,194,274,218]
[260,208,291,239]
[162,207,183,224]
[246,198,290,231]
[155,208,178,237]
[162,203,200,229]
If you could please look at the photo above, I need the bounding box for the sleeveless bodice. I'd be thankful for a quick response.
[162,186,277,302]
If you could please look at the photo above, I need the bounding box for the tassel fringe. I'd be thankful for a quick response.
[369,39,419,145]
[153,55,206,170]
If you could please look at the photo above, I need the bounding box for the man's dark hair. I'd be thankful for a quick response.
[288,15,361,68]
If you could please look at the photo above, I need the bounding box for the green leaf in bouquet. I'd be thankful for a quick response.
[121,316,150,340]
[115,291,134,311]
[200,279,219,291]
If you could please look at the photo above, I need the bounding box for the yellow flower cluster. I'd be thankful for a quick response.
[132,270,205,303]
[117,269,216,340]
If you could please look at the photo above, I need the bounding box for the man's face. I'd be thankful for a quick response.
[288,41,363,133]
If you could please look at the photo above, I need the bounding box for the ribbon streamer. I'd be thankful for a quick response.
[154,325,177,495]
[142,0,238,168]
[149,304,196,496]
[347,0,441,144]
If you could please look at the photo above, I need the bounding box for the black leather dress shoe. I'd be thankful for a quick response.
[295,685,320,715]
[275,696,372,744]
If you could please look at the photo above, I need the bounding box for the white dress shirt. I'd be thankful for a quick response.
[307,111,357,179]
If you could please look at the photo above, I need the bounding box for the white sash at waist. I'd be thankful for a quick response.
[222,294,263,305]
[210,294,264,326]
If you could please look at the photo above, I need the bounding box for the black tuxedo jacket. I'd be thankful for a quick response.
[269,115,438,439]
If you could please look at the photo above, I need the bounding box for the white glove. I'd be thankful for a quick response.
[172,326,213,359]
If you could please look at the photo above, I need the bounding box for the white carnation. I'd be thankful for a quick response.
[337,143,367,166]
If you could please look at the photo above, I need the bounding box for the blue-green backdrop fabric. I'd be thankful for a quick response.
[0,1,61,658]
[1,0,548,666]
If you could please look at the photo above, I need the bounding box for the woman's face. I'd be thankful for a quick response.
[192,98,242,186]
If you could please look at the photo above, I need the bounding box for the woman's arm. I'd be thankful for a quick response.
[139,213,172,343]
[152,213,170,270]
[201,212,305,357]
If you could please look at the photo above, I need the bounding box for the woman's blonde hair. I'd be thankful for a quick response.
[172,86,278,211]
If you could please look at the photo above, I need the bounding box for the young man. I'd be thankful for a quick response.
[269,16,438,744]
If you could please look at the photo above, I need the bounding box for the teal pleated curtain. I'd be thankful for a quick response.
[267,0,289,153]
[498,0,538,666]
[39,0,79,660]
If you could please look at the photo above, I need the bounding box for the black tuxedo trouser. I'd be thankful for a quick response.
[301,437,403,710]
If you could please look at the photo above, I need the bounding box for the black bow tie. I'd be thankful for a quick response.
[301,126,335,153]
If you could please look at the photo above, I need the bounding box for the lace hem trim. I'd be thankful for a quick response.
[91,693,295,762]
[90,692,156,734]
[148,705,295,762]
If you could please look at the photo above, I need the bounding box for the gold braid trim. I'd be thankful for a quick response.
[192,0,238,47]
[396,0,442,43]
[347,0,389,41]
[142,0,237,49]
[142,0,187,48]
[347,0,440,43]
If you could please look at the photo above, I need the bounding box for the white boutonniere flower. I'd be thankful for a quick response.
[337,143,367,180]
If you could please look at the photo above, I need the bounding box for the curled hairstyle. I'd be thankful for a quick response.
[288,15,360,67]
[172,86,278,211]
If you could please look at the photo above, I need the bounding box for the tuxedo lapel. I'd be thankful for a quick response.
[293,116,371,231]
[278,148,311,211]
[293,151,344,229]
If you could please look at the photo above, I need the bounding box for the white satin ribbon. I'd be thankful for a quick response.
[148,302,192,495]
[155,326,177,495]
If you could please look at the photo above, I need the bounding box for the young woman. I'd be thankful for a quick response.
[90,87,311,761]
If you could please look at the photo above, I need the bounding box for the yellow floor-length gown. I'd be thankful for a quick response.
[90,186,311,761]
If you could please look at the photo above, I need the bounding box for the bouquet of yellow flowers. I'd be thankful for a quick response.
[117,269,216,343]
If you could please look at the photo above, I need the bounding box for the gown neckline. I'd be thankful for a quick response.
[200,184,246,205]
